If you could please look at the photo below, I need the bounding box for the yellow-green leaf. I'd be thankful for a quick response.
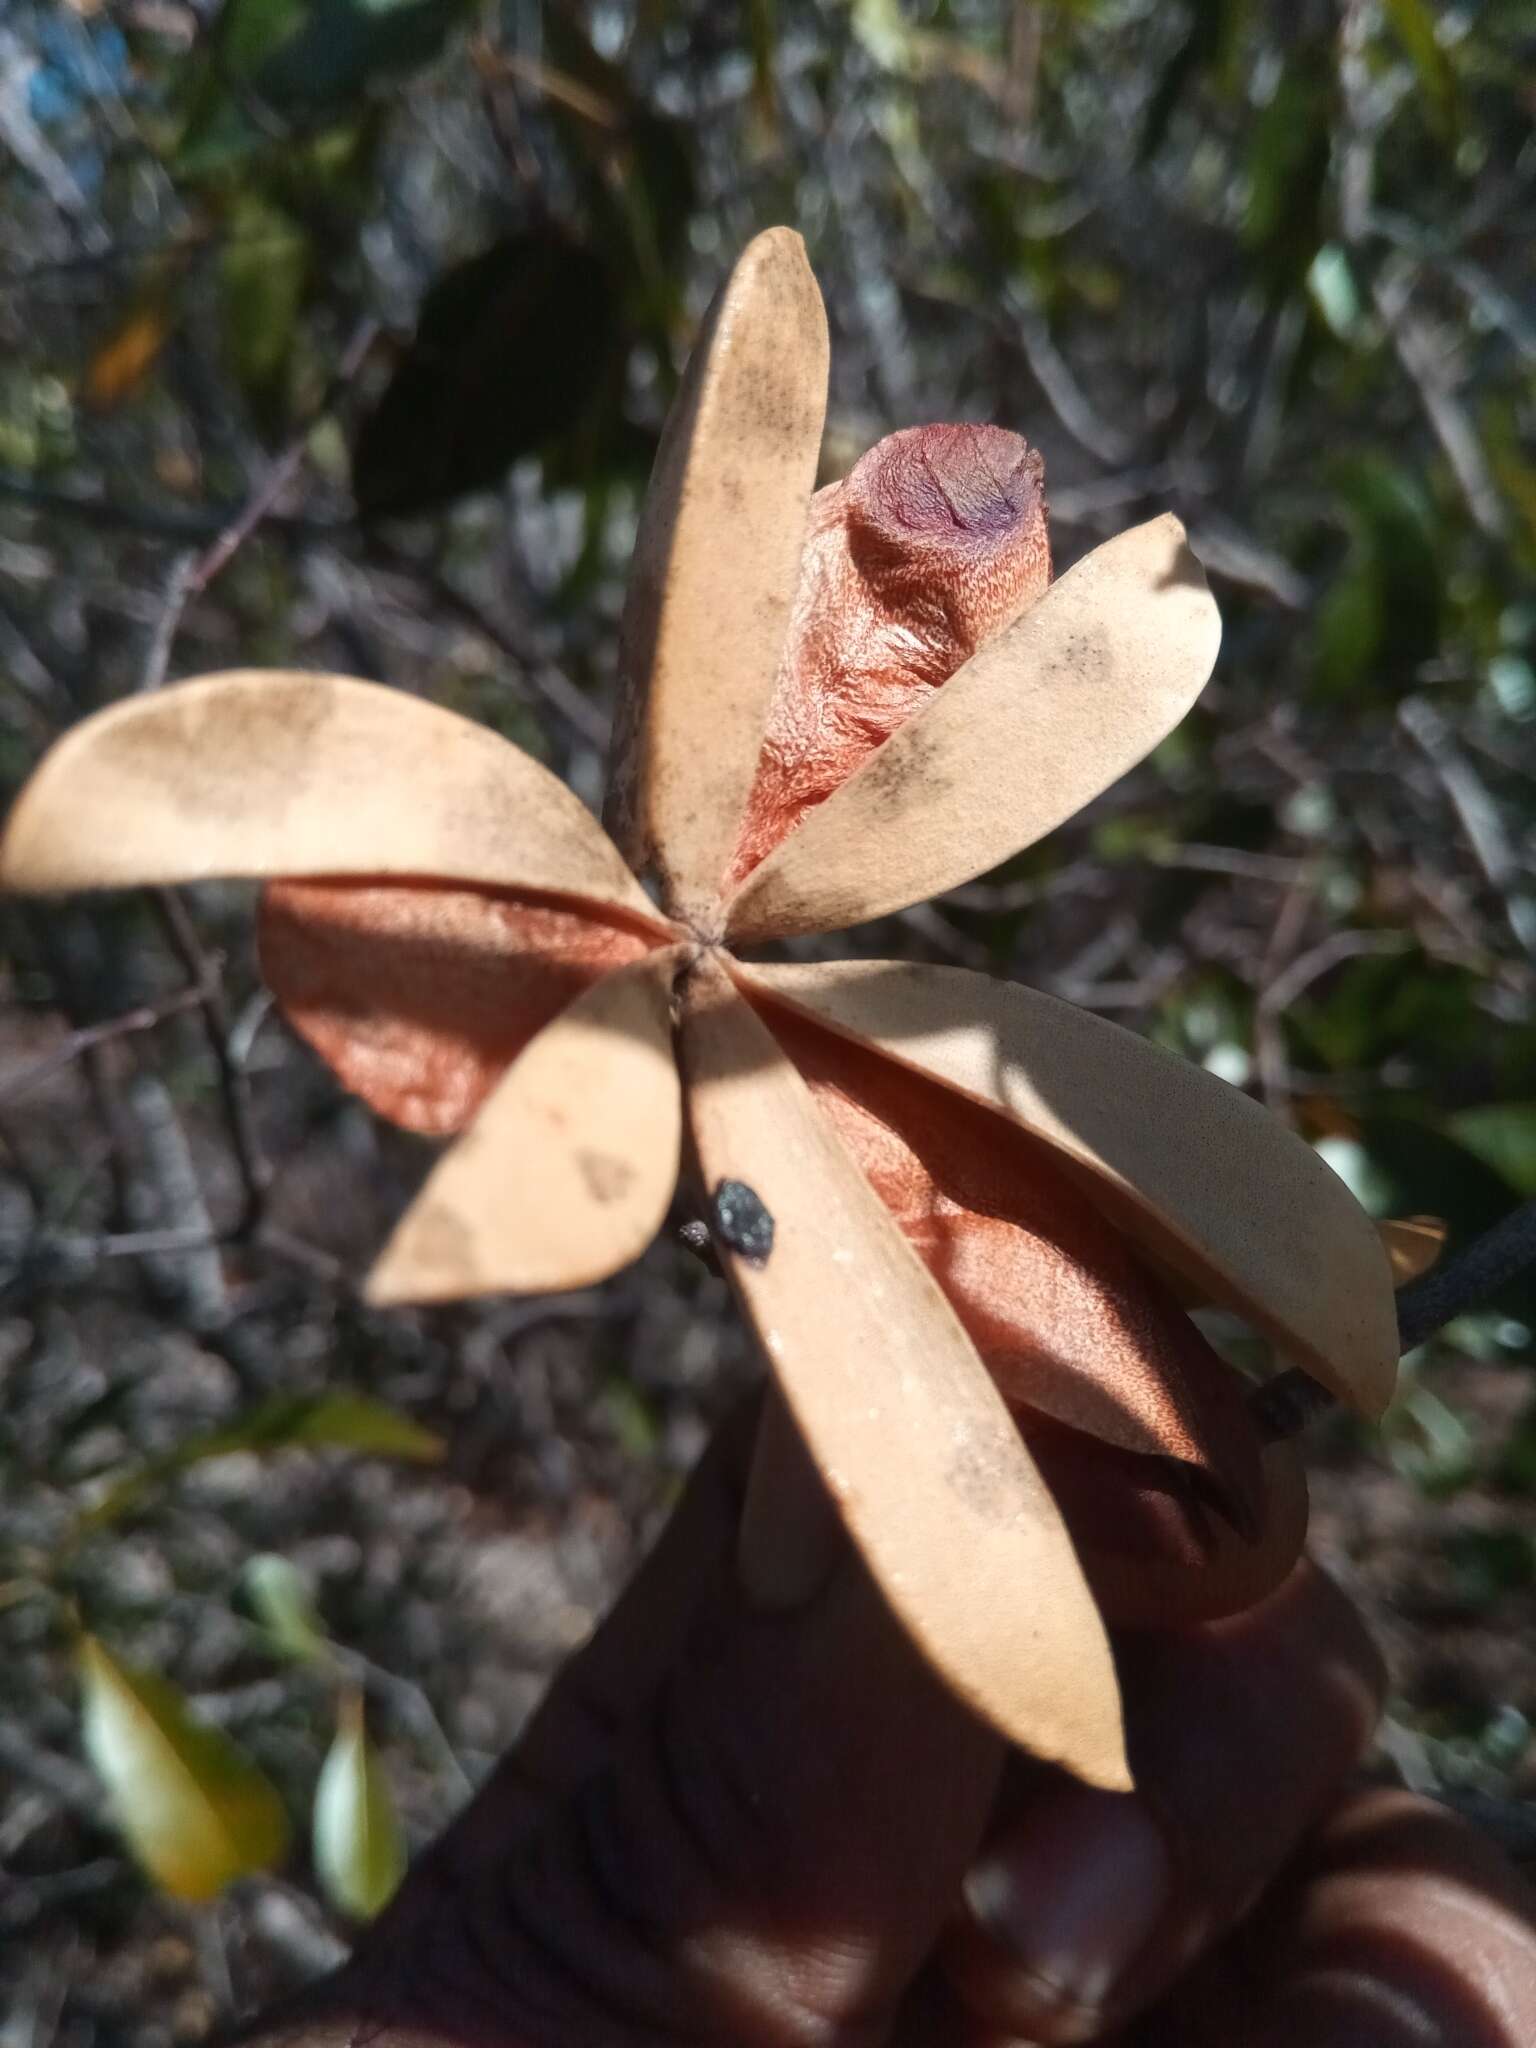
[244,1554,333,1667]
[312,1692,407,1921]
[78,1635,290,1902]
[79,1391,444,1534]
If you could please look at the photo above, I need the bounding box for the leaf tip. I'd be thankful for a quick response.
[361,1238,432,1309]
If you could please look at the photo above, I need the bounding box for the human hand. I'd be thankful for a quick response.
[260,1397,1536,2048]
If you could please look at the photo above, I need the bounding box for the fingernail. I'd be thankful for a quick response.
[962,1787,1172,2015]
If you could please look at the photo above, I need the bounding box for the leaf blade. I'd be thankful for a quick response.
[747,958,1399,1416]
[312,1692,407,1921]
[679,957,1128,1788]
[725,516,1221,939]
[79,1636,289,1902]
[1,672,657,924]
[606,228,829,924]
[367,946,683,1304]
[79,1390,443,1535]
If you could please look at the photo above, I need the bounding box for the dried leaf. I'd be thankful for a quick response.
[1379,1215,1446,1285]
[679,956,1128,1788]
[770,997,1265,1532]
[725,516,1221,939]
[747,959,1398,1416]
[728,424,1052,883]
[312,1692,406,1921]
[260,878,655,1135]
[605,228,829,926]
[367,946,683,1304]
[1069,1440,1309,1630]
[78,1635,289,1901]
[0,672,658,925]
[83,298,177,411]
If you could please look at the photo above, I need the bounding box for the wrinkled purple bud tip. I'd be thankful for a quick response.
[851,424,1045,543]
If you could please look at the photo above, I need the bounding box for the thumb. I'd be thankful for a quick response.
[257,1394,1005,2048]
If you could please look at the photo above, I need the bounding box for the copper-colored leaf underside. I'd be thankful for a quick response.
[724,515,1222,940]
[680,954,1128,1789]
[764,997,1266,1539]
[605,227,830,926]
[1379,1215,1446,1286]
[366,946,684,1305]
[0,672,658,924]
[1067,1439,1309,1631]
[728,424,1052,885]
[746,959,1398,1416]
[260,880,656,1137]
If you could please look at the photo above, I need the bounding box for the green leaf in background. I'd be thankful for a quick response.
[243,1554,333,1666]
[218,195,310,401]
[1290,944,1477,1075]
[1313,456,1443,699]
[1307,244,1363,343]
[1383,1382,1476,1497]
[351,228,620,519]
[78,1635,290,1901]
[80,1391,444,1534]
[1337,1117,1536,1332]
[1442,1526,1536,1606]
[177,0,465,174]
[1381,0,1461,142]
[1243,53,1332,290]
[1449,1105,1536,1198]
[312,1690,406,1919]
[1139,0,1241,164]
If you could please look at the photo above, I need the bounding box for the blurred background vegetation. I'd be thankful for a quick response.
[0,0,1533,2037]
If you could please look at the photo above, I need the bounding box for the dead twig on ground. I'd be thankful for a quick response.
[0,977,219,1107]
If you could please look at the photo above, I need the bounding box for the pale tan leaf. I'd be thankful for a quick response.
[725,515,1221,939]
[258,878,656,1136]
[746,959,1399,1417]
[1,672,659,923]
[1379,1215,1446,1285]
[366,947,683,1304]
[78,1635,290,1902]
[606,229,829,927]
[679,955,1128,1789]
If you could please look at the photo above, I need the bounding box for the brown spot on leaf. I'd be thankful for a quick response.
[577,1150,637,1204]
[105,676,335,824]
[401,1202,479,1289]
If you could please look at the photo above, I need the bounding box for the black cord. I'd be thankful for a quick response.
[1252,1198,1536,1443]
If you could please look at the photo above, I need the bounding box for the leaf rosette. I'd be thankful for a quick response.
[1,230,1399,1792]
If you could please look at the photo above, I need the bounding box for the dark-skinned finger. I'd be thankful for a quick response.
[272,1403,1005,2048]
[431,1390,768,1882]
[1150,1788,1536,2048]
[942,1559,1384,2044]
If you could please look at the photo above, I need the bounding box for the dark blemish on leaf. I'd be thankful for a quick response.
[860,723,953,819]
[407,1202,478,1286]
[577,1150,636,1204]
[944,1430,1016,1524]
[711,1178,775,1265]
[104,675,336,823]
